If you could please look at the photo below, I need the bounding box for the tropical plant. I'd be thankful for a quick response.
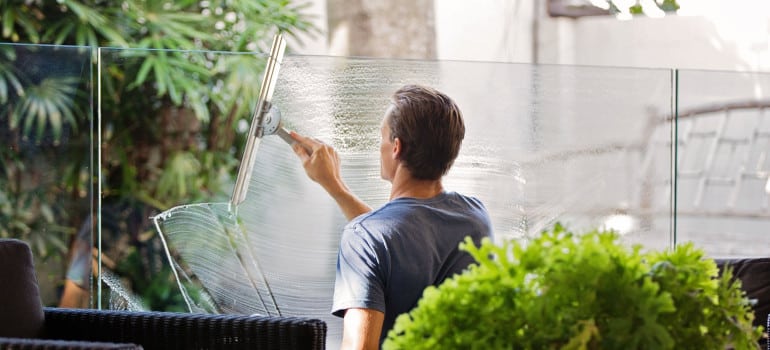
[384,224,763,349]
[0,0,315,309]
[0,44,89,259]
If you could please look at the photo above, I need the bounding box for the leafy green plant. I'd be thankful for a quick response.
[608,0,679,15]
[0,0,315,309]
[384,224,763,350]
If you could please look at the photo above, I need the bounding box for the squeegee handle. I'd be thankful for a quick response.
[275,126,294,146]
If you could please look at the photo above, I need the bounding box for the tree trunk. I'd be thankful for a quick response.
[326,0,437,59]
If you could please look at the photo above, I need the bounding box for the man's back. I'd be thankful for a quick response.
[291,85,489,349]
[332,191,492,343]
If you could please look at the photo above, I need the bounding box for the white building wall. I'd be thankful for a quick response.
[433,0,535,63]
[560,14,770,71]
[296,0,770,73]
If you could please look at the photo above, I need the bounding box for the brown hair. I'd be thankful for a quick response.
[387,85,465,180]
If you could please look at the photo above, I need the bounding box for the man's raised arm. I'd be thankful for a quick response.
[290,131,372,220]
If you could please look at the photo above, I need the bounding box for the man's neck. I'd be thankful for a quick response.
[389,167,444,200]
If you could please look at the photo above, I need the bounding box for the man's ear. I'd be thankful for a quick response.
[392,137,402,159]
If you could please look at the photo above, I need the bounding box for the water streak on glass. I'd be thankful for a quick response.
[153,55,674,348]
[101,269,146,311]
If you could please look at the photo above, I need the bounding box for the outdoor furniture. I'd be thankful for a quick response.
[0,238,327,350]
[0,337,141,349]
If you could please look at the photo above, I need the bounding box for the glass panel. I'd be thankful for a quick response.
[676,69,770,258]
[97,47,269,311]
[270,56,674,242]
[0,43,94,308]
[152,55,673,348]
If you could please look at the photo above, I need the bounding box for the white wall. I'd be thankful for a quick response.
[433,0,534,63]
[295,0,770,73]
[547,11,770,71]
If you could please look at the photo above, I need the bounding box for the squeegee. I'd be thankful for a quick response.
[230,33,293,208]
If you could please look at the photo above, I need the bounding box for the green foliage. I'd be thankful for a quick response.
[629,4,643,15]
[0,185,71,257]
[658,0,680,12]
[606,0,680,15]
[384,224,763,350]
[0,0,314,309]
[10,76,81,141]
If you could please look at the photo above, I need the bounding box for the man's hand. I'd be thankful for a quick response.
[290,131,344,193]
[289,131,372,220]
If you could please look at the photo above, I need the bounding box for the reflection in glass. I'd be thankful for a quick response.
[0,43,93,308]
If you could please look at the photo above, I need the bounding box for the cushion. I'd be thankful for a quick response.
[0,239,45,338]
[715,258,770,329]
[0,337,143,349]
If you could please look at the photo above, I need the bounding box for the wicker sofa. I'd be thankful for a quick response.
[0,238,326,350]
[0,308,326,350]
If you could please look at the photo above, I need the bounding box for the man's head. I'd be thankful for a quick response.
[380,85,465,181]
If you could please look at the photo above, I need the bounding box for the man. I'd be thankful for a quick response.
[290,84,492,349]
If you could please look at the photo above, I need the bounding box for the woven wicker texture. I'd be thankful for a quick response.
[39,308,325,350]
[0,337,141,350]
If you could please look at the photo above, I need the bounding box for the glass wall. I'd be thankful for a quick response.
[676,69,770,258]
[96,47,268,311]
[265,57,675,244]
[154,55,674,348]
[0,43,94,308]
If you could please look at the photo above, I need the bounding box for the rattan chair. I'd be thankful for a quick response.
[0,238,326,350]
[1,308,326,349]
[43,307,325,350]
[0,337,140,350]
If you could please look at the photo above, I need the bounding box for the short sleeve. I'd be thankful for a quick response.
[331,223,388,317]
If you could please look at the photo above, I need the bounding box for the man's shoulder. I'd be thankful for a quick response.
[448,191,484,204]
[346,204,405,234]
[350,200,413,223]
[351,192,487,222]
[339,212,395,254]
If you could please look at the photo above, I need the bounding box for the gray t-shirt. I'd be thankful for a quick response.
[331,191,493,344]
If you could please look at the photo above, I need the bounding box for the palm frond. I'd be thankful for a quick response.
[60,0,129,47]
[11,76,82,142]
[0,60,24,103]
[1,6,41,43]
